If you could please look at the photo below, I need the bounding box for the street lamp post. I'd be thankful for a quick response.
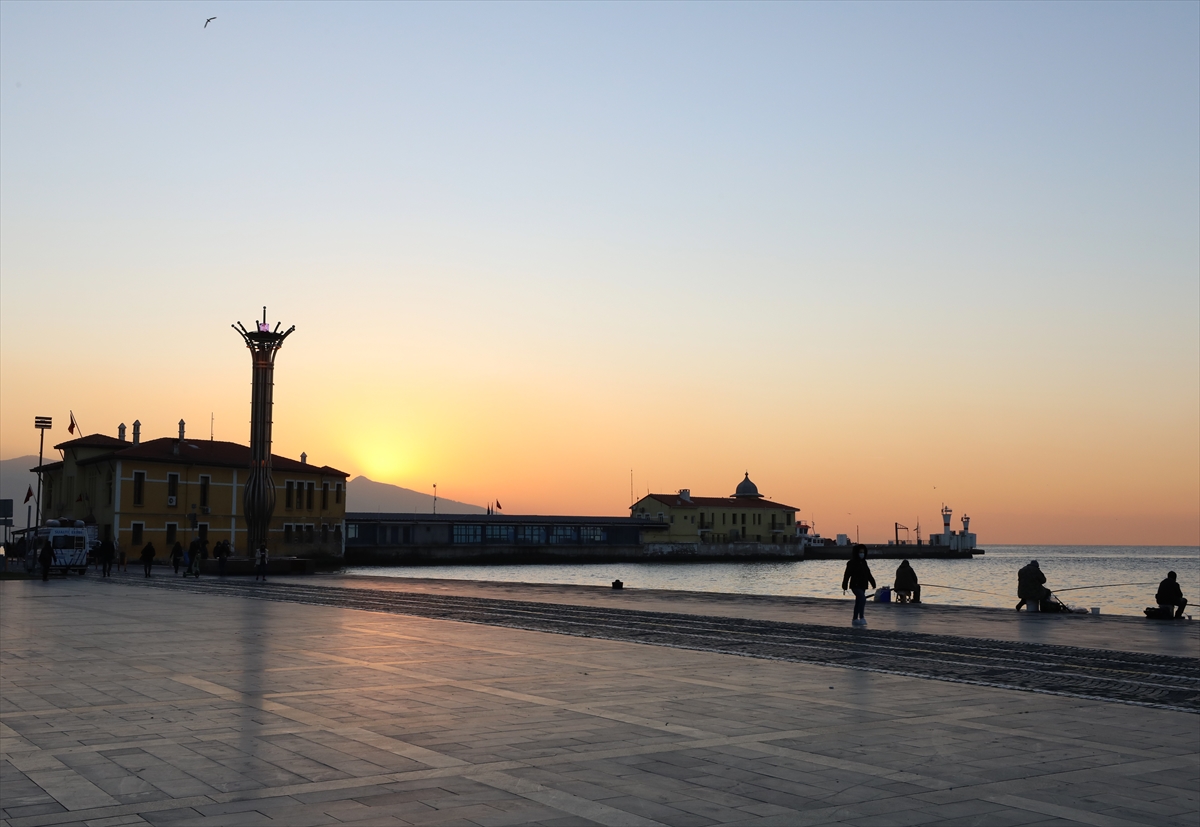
[34,416,51,527]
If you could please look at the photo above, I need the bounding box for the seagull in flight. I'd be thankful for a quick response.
[204,17,216,28]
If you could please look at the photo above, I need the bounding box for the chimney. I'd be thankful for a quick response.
[300,452,307,465]
[678,488,691,503]
[118,423,127,442]
[178,419,186,440]
[132,420,141,445]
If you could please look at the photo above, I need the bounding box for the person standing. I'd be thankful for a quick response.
[1016,560,1049,612]
[188,542,203,578]
[170,541,184,575]
[254,543,269,582]
[140,541,156,577]
[894,560,920,604]
[39,539,54,582]
[215,540,229,577]
[99,538,116,577]
[1156,572,1188,619]
[841,544,876,627]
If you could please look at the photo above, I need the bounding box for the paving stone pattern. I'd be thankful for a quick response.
[108,576,1200,714]
[2,577,1198,827]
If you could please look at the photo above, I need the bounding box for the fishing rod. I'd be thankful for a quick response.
[919,583,1007,597]
[1053,582,1157,593]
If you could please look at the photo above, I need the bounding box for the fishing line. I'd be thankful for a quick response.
[1053,582,1157,593]
[920,583,1007,597]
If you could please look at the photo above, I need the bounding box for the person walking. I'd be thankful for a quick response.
[170,541,184,575]
[188,541,203,578]
[1156,572,1188,619]
[140,541,156,577]
[1015,560,1049,611]
[214,540,230,577]
[39,539,54,581]
[99,538,116,577]
[841,544,876,627]
[894,560,920,604]
[254,543,269,582]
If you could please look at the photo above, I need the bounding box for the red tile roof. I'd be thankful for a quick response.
[67,436,347,477]
[637,494,799,511]
[54,433,128,451]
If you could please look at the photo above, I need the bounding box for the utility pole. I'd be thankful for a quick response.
[433,484,437,515]
[34,416,52,527]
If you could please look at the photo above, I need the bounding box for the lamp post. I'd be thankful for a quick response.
[34,416,51,526]
[233,308,295,554]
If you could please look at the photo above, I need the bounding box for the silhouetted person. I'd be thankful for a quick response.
[894,560,920,604]
[214,540,230,577]
[842,544,876,627]
[255,543,269,582]
[170,541,184,575]
[1016,560,1049,611]
[1156,572,1188,619]
[39,539,54,581]
[140,542,156,577]
[99,538,115,577]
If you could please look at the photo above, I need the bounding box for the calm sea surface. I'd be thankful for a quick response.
[345,546,1200,617]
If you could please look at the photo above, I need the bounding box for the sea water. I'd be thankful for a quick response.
[344,545,1200,617]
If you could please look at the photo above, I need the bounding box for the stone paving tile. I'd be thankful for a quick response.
[2,579,1197,827]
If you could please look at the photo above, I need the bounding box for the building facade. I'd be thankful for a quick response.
[35,426,347,559]
[630,473,800,544]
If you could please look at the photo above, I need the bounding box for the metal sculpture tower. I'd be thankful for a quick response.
[233,308,295,553]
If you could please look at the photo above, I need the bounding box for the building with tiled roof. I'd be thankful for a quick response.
[630,474,800,544]
[33,422,348,559]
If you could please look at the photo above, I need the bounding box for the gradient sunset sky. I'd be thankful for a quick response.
[2,2,1197,545]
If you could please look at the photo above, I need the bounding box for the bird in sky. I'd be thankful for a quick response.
[204,17,216,28]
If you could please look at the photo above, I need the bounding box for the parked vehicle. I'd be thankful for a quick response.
[23,521,96,576]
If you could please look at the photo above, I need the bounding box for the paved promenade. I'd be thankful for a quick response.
[2,575,1198,827]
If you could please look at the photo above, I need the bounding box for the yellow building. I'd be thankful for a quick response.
[630,474,799,544]
[35,424,347,559]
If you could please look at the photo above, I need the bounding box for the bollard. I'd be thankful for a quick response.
[612,579,623,590]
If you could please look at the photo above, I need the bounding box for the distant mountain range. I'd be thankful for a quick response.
[346,476,485,514]
[0,457,485,519]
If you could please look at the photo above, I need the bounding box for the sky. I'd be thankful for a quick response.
[1,1,1197,545]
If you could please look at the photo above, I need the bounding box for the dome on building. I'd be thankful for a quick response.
[733,473,763,499]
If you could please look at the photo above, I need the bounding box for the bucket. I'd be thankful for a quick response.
[874,586,891,603]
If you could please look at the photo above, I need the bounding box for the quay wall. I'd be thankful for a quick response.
[345,542,804,566]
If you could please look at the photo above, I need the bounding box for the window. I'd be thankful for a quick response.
[133,472,145,506]
[198,523,209,541]
[335,483,342,504]
[306,482,314,510]
[321,523,329,542]
[322,482,329,510]
[106,471,114,505]
[285,481,294,509]
[199,476,210,508]
[166,523,178,544]
[580,527,605,543]
[722,513,726,525]
[517,525,546,544]
[670,515,675,523]
[167,473,179,499]
[486,525,514,542]
[550,526,576,544]
[305,524,314,542]
[453,525,482,544]
[131,522,144,544]
[346,523,358,540]
[285,524,293,543]
[335,523,343,540]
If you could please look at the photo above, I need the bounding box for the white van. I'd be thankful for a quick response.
[24,521,96,575]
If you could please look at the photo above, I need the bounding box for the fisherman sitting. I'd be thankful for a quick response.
[894,560,920,604]
[1155,571,1188,620]
[1015,560,1050,612]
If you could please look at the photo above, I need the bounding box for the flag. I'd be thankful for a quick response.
[68,411,79,435]
[24,486,33,504]
[495,500,502,510]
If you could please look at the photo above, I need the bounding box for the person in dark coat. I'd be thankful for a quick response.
[99,538,116,577]
[214,540,230,577]
[894,560,920,604]
[254,543,269,582]
[39,539,54,581]
[170,541,184,575]
[140,542,156,577]
[841,544,876,626]
[1156,572,1188,619]
[1016,560,1049,611]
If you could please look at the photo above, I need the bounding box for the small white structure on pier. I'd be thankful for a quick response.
[928,506,977,550]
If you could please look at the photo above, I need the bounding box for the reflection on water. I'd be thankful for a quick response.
[345,545,1199,618]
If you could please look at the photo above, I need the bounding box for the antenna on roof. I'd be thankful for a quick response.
[210,412,214,441]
